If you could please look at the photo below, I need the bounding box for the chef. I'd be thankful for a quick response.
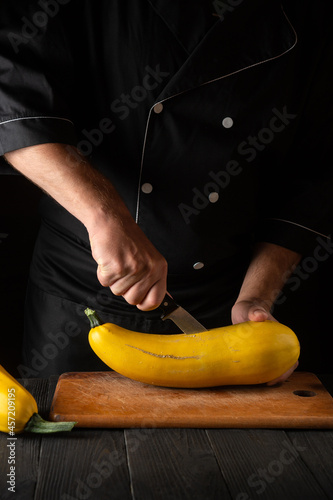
[0,0,332,378]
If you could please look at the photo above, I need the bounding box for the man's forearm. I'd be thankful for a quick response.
[231,241,302,326]
[4,143,168,310]
[232,241,302,384]
[235,241,302,311]
[4,143,132,233]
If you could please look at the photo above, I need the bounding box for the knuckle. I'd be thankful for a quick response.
[146,299,160,310]
[124,294,139,306]
[97,269,112,287]
[139,289,165,311]
[110,286,125,297]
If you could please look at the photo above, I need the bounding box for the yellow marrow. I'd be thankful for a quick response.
[0,364,76,434]
[85,310,300,388]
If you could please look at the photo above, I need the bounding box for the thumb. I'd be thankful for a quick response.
[231,299,276,324]
[250,308,268,321]
[248,306,274,322]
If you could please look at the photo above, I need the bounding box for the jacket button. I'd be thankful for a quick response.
[222,117,233,128]
[141,183,153,193]
[153,103,164,114]
[208,192,219,203]
[193,262,204,270]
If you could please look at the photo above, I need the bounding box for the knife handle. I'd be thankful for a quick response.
[158,293,179,319]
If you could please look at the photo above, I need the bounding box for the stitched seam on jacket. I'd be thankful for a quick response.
[0,116,74,126]
[267,218,331,239]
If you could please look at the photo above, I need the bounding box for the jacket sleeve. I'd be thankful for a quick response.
[255,7,333,256]
[0,1,77,164]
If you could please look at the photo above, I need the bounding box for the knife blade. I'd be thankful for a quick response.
[159,293,207,334]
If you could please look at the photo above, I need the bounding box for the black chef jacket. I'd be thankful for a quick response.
[0,1,333,376]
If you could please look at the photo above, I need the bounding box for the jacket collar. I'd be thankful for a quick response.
[148,0,297,101]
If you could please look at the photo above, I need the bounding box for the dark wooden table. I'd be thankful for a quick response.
[1,375,333,500]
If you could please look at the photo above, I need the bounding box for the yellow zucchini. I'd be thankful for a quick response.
[85,309,300,388]
[0,364,76,434]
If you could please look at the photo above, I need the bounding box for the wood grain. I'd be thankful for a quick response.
[206,429,330,499]
[34,430,132,500]
[287,430,333,498]
[49,371,333,429]
[125,428,231,500]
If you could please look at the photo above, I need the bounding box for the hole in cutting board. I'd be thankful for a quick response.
[293,390,317,397]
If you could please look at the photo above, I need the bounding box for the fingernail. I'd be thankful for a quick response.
[254,309,266,316]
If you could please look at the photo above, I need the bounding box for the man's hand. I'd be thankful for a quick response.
[231,298,275,324]
[89,214,167,310]
[231,298,299,385]
[231,242,302,385]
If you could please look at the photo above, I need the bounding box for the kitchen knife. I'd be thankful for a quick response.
[159,293,207,334]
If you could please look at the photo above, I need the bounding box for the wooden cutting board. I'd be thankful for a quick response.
[49,371,333,429]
